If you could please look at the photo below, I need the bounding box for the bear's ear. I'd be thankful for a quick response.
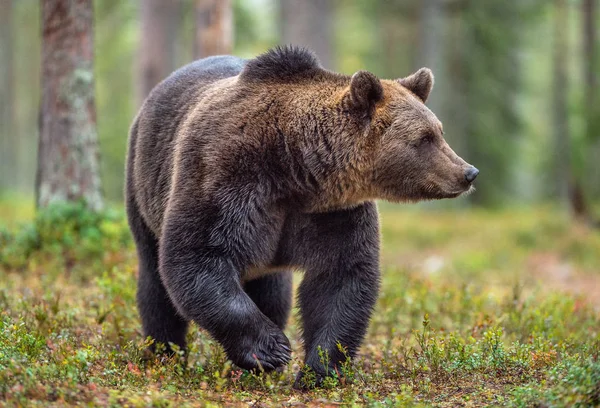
[348,70,383,119]
[398,68,434,103]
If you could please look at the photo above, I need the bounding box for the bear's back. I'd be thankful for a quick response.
[140,55,246,135]
[130,56,247,236]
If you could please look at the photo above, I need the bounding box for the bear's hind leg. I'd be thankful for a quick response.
[244,271,293,330]
[126,196,188,355]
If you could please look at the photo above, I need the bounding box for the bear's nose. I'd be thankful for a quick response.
[464,166,479,183]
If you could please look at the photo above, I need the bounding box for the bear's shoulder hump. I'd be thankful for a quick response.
[240,45,323,83]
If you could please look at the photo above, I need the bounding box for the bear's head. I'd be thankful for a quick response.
[345,68,478,203]
[241,46,477,206]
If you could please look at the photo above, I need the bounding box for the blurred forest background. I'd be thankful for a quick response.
[0,0,598,214]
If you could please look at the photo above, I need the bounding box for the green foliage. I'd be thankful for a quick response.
[1,206,599,405]
[232,0,278,57]
[510,357,600,407]
[457,0,546,206]
[0,201,131,280]
[94,0,137,201]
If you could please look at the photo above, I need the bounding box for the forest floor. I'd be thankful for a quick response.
[0,198,599,407]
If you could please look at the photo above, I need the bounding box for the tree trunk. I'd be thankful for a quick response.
[37,0,103,211]
[0,0,14,192]
[136,0,181,107]
[552,0,571,208]
[194,0,233,59]
[280,0,333,69]
[583,0,599,200]
[378,1,416,79]
[553,0,590,222]
[445,6,469,187]
[418,0,445,114]
[583,0,597,110]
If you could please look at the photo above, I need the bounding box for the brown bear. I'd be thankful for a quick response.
[125,45,478,388]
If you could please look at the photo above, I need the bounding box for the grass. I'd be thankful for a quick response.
[0,200,599,407]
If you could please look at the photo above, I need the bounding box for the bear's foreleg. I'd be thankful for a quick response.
[295,202,380,389]
[158,207,292,372]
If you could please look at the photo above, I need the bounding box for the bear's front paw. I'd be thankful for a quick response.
[228,326,291,372]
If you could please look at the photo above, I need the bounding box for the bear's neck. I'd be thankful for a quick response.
[245,81,377,211]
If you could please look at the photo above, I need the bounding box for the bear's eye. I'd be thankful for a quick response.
[420,133,434,146]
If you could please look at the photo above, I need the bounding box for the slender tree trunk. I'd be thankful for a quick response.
[552,0,571,208]
[136,0,181,107]
[0,0,14,192]
[583,0,597,110]
[280,0,333,69]
[445,7,469,181]
[552,0,589,221]
[381,9,399,79]
[418,0,444,115]
[583,0,599,200]
[194,0,233,59]
[378,1,416,79]
[37,0,103,210]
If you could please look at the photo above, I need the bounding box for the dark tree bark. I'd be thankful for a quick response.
[194,0,233,59]
[136,0,180,106]
[37,0,103,210]
[280,0,333,69]
[0,0,15,192]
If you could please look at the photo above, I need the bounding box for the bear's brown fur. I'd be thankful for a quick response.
[125,46,477,387]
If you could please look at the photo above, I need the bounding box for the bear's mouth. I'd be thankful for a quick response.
[445,184,475,198]
[462,185,476,196]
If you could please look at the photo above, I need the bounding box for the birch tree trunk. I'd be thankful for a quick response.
[194,0,233,59]
[37,0,103,211]
[280,0,333,69]
[136,0,181,106]
[418,0,445,115]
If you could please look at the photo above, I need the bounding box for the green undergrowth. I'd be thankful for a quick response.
[0,202,599,406]
[0,201,132,282]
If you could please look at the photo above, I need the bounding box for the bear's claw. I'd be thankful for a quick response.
[228,327,291,372]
